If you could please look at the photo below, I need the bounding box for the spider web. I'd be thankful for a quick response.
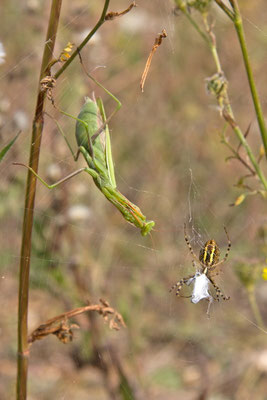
[0,1,266,399]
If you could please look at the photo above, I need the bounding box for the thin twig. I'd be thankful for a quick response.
[237,122,251,152]
[54,1,137,80]
[54,0,110,79]
[221,134,255,176]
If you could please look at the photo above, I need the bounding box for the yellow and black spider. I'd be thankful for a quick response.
[170,223,231,302]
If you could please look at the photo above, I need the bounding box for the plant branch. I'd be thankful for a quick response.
[214,0,234,20]
[17,2,62,399]
[28,299,125,345]
[230,0,267,158]
[54,0,110,79]
[223,109,267,191]
[221,132,255,175]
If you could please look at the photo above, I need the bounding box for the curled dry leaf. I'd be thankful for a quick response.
[28,299,126,346]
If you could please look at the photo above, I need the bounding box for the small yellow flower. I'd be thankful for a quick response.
[262,267,267,281]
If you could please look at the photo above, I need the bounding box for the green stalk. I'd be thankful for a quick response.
[231,1,267,158]
[17,2,62,399]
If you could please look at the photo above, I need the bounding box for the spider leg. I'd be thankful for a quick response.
[209,226,231,270]
[206,295,213,316]
[184,223,201,264]
[209,270,221,281]
[209,277,230,301]
[169,274,195,297]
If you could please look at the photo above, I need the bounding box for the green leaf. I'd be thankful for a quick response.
[0,131,21,163]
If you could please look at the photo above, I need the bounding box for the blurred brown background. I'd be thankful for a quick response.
[0,0,266,399]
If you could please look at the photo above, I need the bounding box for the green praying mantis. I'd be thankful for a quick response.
[14,72,155,236]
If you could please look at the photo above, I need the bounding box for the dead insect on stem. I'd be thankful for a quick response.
[105,1,136,21]
[140,29,167,93]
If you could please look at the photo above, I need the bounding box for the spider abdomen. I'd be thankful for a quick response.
[199,240,220,267]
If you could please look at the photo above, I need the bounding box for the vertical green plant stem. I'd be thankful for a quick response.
[17,2,62,399]
[231,0,267,158]
[247,286,265,331]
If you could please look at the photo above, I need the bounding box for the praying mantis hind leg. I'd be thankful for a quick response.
[13,163,99,189]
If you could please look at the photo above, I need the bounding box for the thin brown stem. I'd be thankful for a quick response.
[16,2,62,399]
